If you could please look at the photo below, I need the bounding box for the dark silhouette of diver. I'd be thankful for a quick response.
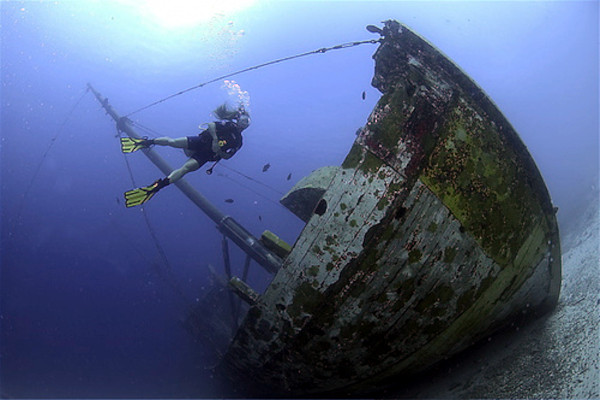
[121,103,250,207]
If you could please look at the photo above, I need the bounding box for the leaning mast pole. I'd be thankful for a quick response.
[87,83,281,274]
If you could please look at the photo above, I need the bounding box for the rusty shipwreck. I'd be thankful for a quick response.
[90,20,561,397]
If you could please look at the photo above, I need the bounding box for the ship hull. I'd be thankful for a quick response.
[220,20,561,396]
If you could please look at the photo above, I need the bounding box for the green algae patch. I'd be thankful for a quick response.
[312,245,323,256]
[359,151,385,174]
[369,88,411,151]
[377,196,389,211]
[325,235,338,246]
[443,246,457,263]
[342,143,363,169]
[287,281,326,320]
[421,99,551,269]
[408,249,422,264]
[415,284,454,314]
[427,222,438,232]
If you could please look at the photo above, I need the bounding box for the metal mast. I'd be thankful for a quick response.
[87,83,281,274]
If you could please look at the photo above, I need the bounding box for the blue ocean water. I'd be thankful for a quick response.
[1,1,597,397]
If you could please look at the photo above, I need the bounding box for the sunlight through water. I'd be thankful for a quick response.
[139,0,257,28]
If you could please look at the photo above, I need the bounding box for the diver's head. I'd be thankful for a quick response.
[213,103,244,120]
[236,107,251,131]
[213,102,250,130]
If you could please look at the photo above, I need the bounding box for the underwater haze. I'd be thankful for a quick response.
[1,1,598,398]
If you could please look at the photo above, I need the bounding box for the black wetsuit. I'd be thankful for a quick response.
[186,121,243,166]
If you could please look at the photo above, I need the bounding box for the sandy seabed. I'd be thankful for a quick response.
[394,192,600,399]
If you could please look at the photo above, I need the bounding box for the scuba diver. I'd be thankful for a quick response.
[121,103,250,207]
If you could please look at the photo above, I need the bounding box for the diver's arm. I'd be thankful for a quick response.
[208,122,235,159]
[207,123,221,154]
[220,131,242,159]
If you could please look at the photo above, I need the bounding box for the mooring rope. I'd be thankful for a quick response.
[124,38,381,117]
[14,88,90,226]
[117,127,194,307]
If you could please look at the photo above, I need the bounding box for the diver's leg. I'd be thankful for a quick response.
[153,137,189,149]
[124,157,200,207]
[167,158,201,183]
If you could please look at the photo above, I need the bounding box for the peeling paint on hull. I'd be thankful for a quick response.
[219,20,561,396]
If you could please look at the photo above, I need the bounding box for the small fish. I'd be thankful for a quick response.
[258,215,262,221]
[361,91,366,100]
[286,173,292,181]
[224,198,234,203]
[262,163,271,172]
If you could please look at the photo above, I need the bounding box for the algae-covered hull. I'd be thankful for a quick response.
[219,20,561,396]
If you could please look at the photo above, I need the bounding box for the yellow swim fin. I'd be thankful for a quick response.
[120,137,153,153]
[124,178,169,208]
